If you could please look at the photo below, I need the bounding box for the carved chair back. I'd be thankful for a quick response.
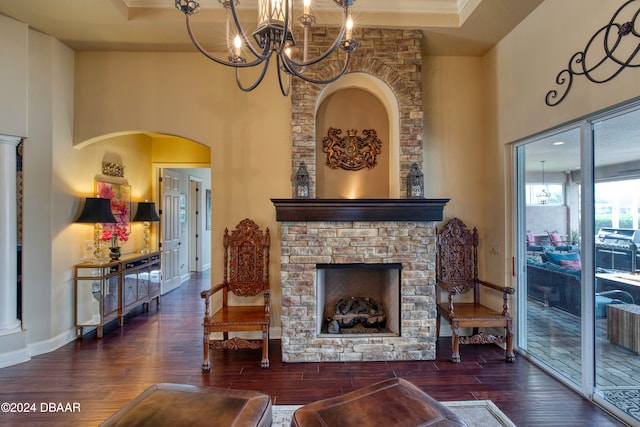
[436,217,480,301]
[224,218,270,299]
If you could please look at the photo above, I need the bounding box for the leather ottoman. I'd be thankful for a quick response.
[100,383,272,427]
[291,378,467,427]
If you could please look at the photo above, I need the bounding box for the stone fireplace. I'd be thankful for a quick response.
[273,200,447,362]
[273,28,447,362]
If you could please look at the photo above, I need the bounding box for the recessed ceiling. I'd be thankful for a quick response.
[0,0,543,56]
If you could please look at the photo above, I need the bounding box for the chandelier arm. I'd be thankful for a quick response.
[286,6,351,68]
[276,54,292,96]
[228,0,271,61]
[185,14,268,68]
[282,50,352,85]
[235,55,273,92]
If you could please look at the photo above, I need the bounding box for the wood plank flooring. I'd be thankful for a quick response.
[0,270,627,426]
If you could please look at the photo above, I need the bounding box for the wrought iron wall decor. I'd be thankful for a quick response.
[546,0,640,106]
[322,127,382,171]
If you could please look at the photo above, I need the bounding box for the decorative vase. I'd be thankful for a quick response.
[109,246,121,261]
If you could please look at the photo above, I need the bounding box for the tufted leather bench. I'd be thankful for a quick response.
[100,383,272,427]
[291,378,467,427]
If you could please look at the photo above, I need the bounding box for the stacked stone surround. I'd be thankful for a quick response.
[290,28,423,198]
[280,220,437,362]
[280,28,433,362]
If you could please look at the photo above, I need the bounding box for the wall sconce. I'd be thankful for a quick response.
[295,162,310,199]
[132,202,160,254]
[76,197,117,263]
[406,163,424,198]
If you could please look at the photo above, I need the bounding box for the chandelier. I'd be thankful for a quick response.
[536,160,550,205]
[175,0,359,96]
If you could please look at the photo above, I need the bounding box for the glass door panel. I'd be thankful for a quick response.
[520,127,582,385]
[593,109,640,423]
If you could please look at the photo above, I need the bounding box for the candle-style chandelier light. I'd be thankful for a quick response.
[175,0,359,96]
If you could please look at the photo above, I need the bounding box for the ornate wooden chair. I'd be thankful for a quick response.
[435,218,515,363]
[201,218,270,372]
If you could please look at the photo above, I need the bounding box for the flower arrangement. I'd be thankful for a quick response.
[101,223,130,247]
[97,182,130,247]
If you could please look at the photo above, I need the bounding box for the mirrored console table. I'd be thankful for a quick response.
[74,251,161,338]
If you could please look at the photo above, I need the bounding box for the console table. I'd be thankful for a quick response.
[74,252,161,338]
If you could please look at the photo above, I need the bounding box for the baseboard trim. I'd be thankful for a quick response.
[0,328,76,369]
[0,347,30,369]
[28,328,77,358]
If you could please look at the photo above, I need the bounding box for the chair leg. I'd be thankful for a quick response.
[261,326,269,368]
[436,315,441,338]
[505,326,515,363]
[451,326,461,363]
[202,330,211,372]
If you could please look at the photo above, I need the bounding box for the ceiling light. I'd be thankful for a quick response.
[175,0,359,96]
[553,141,565,145]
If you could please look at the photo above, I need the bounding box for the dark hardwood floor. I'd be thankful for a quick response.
[0,270,627,426]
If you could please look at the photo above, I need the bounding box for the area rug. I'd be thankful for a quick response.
[272,400,516,427]
[602,389,640,423]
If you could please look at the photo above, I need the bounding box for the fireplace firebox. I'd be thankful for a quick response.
[317,263,401,337]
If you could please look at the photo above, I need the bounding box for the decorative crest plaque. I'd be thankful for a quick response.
[322,127,382,171]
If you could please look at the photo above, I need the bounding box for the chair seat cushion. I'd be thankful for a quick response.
[100,383,272,427]
[209,305,269,326]
[291,378,467,427]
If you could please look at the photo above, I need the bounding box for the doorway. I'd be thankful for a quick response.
[516,102,640,425]
[158,167,211,294]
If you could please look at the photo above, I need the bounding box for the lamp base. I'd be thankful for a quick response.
[109,247,121,261]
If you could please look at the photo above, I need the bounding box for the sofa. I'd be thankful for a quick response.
[526,252,634,317]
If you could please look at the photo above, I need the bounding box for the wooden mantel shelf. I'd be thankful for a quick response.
[271,198,449,222]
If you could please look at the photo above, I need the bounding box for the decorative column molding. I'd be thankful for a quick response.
[0,135,22,336]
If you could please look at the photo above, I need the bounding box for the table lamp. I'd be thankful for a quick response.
[76,197,117,262]
[132,201,160,254]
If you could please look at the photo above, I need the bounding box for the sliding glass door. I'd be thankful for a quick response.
[518,126,582,385]
[592,108,640,422]
[516,102,640,426]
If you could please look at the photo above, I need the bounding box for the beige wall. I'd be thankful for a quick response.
[487,0,640,290]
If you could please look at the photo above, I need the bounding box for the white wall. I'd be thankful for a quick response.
[0,14,27,138]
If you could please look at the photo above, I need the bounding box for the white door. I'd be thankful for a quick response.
[160,169,181,294]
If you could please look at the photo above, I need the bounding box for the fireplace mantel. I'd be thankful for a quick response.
[271,198,449,222]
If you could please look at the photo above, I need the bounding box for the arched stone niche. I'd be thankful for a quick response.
[290,28,423,199]
[315,75,397,198]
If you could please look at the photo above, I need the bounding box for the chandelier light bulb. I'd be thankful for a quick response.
[234,34,242,55]
[303,0,311,15]
[346,16,353,40]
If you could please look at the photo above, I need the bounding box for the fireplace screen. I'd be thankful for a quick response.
[316,263,401,336]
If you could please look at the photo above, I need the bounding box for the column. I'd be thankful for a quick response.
[0,135,21,335]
